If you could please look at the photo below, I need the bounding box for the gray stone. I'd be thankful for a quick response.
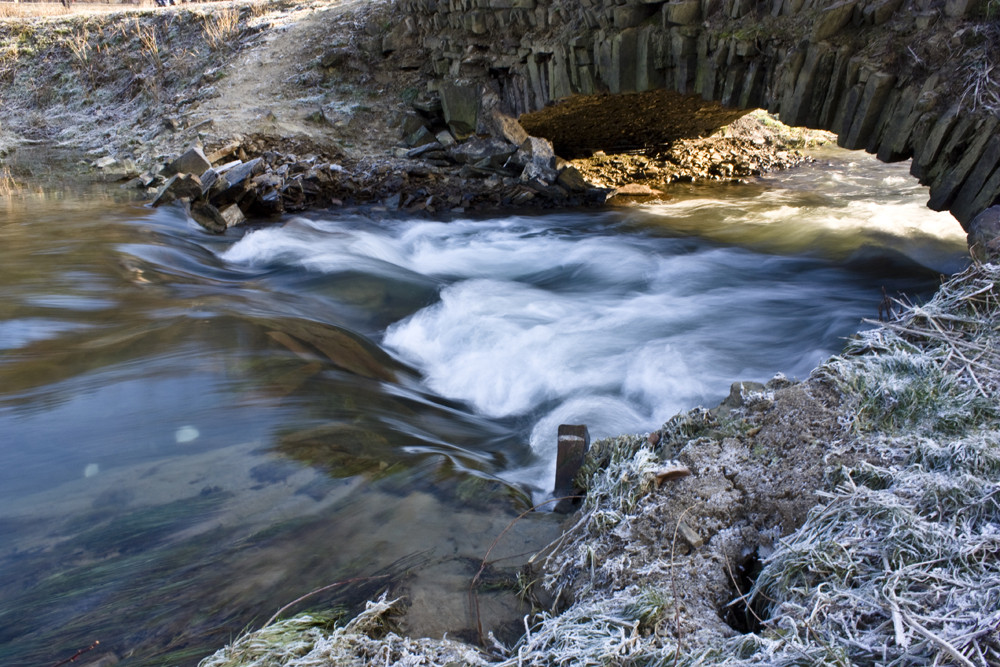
[967,168,1000,227]
[663,0,701,25]
[554,424,589,511]
[609,28,639,93]
[945,0,979,18]
[911,103,961,181]
[840,71,895,150]
[928,116,1000,212]
[613,4,656,28]
[405,125,437,148]
[865,0,903,24]
[400,112,428,139]
[151,173,203,207]
[440,82,481,140]
[407,141,445,159]
[876,84,921,162]
[449,136,517,166]
[953,135,1000,223]
[557,165,589,191]
[549,46,574,100]
[520,160,559,184]
[191,201,245,233]
[812,0,856,42]
[412,93,443,116]
[967,206,1000,260]
[635,25,664,92]
[508,136,556,172]
[165,147,211,177]
[210,158,264,206]
[382,22,418,53]
[781,43,831,127]
[480,107,530,146]
[435,129,458,148]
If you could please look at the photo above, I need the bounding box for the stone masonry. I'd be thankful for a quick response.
[387,0,1000,227]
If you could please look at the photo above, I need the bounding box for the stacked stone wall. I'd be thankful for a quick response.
[389,0,1000,226]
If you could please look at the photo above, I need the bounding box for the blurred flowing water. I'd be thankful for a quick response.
[0,148,968,665]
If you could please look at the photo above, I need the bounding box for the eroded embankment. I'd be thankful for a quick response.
[199,261,1000,666]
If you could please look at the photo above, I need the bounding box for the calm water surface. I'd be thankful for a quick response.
[0,148,968,665]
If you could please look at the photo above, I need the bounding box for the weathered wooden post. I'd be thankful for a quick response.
[554,424,589,513]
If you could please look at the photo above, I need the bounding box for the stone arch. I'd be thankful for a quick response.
[391,0,1000,228]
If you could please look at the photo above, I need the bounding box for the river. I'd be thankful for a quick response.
[0,147,968,665]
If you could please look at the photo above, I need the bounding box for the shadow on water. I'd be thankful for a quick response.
[0,148,972,665]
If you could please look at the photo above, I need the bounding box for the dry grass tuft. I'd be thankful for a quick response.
[201,5,241,52]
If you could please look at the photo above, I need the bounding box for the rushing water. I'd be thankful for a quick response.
[0,148,968,666]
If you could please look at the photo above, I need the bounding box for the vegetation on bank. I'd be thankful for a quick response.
[197,261,1000,665]
[0,0,280,160]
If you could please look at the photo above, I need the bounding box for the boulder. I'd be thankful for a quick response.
[151,173,203,207]
[967,206,1000,261]
[479,107,529,147]
[520,160,559,185]
[190,201,246,233]
[210,158,265,206]
[399,112,428,139]
[557,165,589,192]
[435,129,458,148]
[449,136,517,167]
[507,136,556,172]
[164,147,212,177]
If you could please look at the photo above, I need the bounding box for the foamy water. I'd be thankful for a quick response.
[222,150,966,489]
[0,147,970,665]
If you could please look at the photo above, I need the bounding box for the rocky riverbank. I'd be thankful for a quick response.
[3,2,997,666]
[136,106,825,233]
[198,258,1000,667]
[0,0,825,233]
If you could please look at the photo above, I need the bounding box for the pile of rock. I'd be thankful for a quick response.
[570,136,811,192]
[148,87,610,232]
[397,82,601,202]
[148,144,356,232]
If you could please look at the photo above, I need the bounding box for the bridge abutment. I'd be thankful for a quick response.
[388,0,1000,226]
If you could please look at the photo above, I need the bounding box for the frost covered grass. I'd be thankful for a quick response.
[199,596,491,667]
[198,264,1000,666]
[506,262,1000,665]
[721,262,1000,665]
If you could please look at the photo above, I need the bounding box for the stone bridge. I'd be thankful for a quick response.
[388,0,1000,227]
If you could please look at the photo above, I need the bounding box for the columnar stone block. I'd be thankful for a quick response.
[911,103,961,181]
[399,0,1000,225]
[929,116,1000,212]
[840,71,895,150]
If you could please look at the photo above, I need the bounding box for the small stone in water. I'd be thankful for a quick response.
[175,425,200,444]
[84,463,100,478]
